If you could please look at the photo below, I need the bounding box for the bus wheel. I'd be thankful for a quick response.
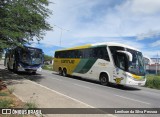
[32,71,36,75]
[62,68,67,77]
[7,63,11,71]
[58,68,63,76]
[100,73,109,86]
[13,64,18,73]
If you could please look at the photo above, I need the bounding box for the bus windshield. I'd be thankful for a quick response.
[20,48,43,65]
[109,46,145,76]
[127,49,145,76]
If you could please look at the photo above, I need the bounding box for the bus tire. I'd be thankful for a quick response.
[32,71,36,75]
[7,63,11,71]
[58,68,63,76]
[13,63,18,73]
[100,73,109,86]
[62,68,67,77]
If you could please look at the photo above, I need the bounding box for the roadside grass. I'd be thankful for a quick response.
[145,74,160,89]
[24,100,38,109]
[0,99,13,108]
[0,89,36,117]
[0,89,23,108]
[42,64,53,71]
[8,87,15,94]
[0,92,8,96]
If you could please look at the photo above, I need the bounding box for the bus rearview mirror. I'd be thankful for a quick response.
[117,50,133,62]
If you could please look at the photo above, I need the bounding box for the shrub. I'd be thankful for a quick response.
[42,65,53,71]
[8,87,15,94]
[145,75,160,89]
[24,100,38,109]
[0,99,13,108]
[0,92,8,96]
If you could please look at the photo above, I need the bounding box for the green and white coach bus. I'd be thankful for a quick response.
[53,42,146,86]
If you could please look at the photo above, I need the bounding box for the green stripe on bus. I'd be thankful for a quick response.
[74,59,97,74]
[73,59,89,73]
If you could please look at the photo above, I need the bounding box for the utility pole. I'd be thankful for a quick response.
[54,25,69,47]
[158,54,159,74]
[156,53,158,75]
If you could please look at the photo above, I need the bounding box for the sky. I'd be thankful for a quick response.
[31,0,160,58]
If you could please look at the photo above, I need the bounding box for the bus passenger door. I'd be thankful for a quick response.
[9,52,15,69]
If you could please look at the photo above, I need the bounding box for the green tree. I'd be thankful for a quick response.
[0,0,52,49]
[44,54,53,61]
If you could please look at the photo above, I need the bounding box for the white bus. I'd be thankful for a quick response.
[53,42,146,86]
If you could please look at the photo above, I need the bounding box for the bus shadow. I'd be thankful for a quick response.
[0,68,23,80]
[16,72,44,82]
[107,83,141,91]
[0,68,44,84]
[0,68,25,86]
[52,72,141,91]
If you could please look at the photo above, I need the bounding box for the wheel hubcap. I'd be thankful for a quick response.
[102,77,106,83]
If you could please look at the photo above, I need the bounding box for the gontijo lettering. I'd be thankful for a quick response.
[61,60,75,64]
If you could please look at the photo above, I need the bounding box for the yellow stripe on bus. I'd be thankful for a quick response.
[56,44,92,51]
[132,74,142,80]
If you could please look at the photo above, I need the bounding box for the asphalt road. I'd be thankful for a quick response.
[16,69,160,117]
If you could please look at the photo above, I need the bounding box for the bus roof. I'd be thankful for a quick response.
[23,46,43,51]
[92,42,140,51]
[7,46,43,53]
[56,42,140,52]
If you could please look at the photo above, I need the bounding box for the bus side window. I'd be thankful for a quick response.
[10,52,14,59]
[80,49,85,58]
[74,50,80,58]
[101,47,110,61]
[84,49,90,58]
[97,48,103,59]
[92,48,97,58]
[55,52,61,58]
[55,52,58,58]
[79,50,83,58]
[93,47,110,61]
[60,51,64,58]
[70,51,73,58]
[69,50,74,58]
[61,51,66,58]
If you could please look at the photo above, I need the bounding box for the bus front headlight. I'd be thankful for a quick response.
[126,74,134,80]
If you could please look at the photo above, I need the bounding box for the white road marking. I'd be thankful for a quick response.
[27,80,116,117]
[115,94,150,105]
[73,83,92,89]
[27,80,94,108]
[51,78,62,81]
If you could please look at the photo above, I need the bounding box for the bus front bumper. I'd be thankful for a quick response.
[17,64,42,72]
[126,77,146,86]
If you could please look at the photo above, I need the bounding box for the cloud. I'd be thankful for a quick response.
[116,0,160,15]
[61,36,145,51]
[131,0,160,15]
[37,0,160,57]
[136,30,160,40]
[151,40,160,47]
[48,0,160,38]
[115,0,160,36]
[143,50,160,58]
